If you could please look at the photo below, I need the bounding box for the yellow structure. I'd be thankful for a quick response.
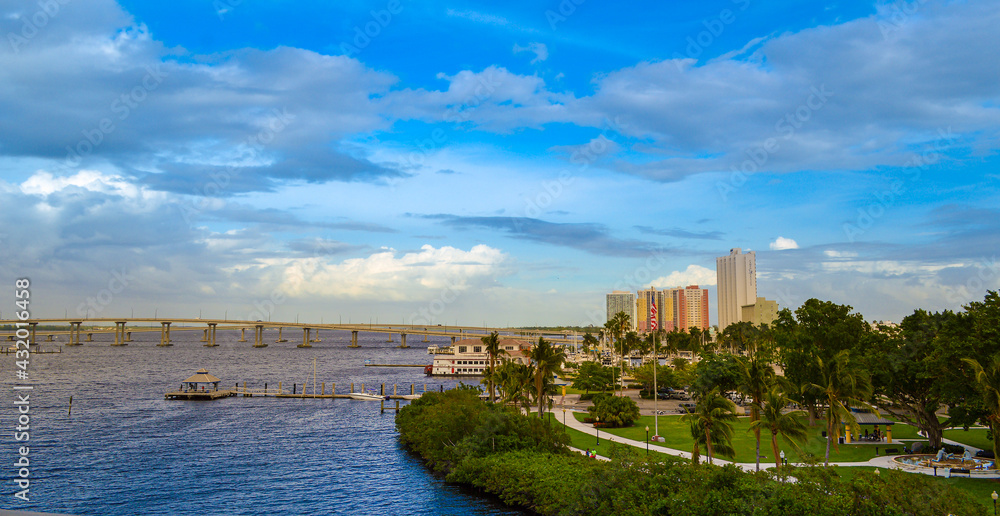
[741,297,779,326]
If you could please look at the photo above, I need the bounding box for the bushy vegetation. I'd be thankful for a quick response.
[588,394,640,428]
[398,387,985,515]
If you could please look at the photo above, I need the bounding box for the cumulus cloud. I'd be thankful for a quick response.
[770,237,799,250]
[273,244,508,301]
[651,264,717,288]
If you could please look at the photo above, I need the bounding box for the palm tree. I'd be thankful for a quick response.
[530,337,566,418]
[749,387,809,470]
[582,332,599,360]
[808,350,874,466]
[481,331,502,402]
[684,388,738,464]
[739,354,776,471]
[495,361,533,413]
[963,354,1000,469]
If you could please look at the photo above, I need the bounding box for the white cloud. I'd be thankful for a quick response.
[650,264,716,288]
[274,244,508,301]
[770,237,799,250]
[513,42,548,64]
[824,249,859,258]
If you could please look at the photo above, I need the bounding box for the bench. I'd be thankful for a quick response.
[884,448,900,455]
[949,468,971,476]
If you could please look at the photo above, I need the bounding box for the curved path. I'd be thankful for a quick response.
[557,409,999,477]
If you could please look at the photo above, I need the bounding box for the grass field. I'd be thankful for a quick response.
[945,428,994,451]
[575,412,924,464]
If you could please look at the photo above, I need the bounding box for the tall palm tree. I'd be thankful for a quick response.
[808,350,874,466]
[481,331,502,402]
[530,337,566,418]
[739,354,776,471]
[963,354,1000,469]
[684,388,738,464]
[749,387,809,470]
[582,332,599,361]
[495,361,533,413]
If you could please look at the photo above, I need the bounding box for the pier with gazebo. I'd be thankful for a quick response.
[165,368,236,400]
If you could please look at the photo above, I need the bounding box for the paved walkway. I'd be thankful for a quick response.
[556,409,1000,477]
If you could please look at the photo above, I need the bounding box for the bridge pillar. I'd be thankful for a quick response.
[451,336,456,344]
[275,327,287,343]
[204,323,218,347]
[298,327,312,348]
[399,333,408,349]
[312,329,321,343]
[423,331,429,343]
[158,322,172,346]
[112,321,128,346]
[349,330,359,348]
[29,322,37,346]
[68,322,82,346]
[125,331,132,342]
[239,328,247,342]
[253,325,267,347]
[86,333,93,342]
[201,329,208,342]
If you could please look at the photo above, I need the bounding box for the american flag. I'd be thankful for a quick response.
[650,299,658,330]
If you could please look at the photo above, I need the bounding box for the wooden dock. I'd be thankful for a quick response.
[164,389,236,400]
[363,363,428,368]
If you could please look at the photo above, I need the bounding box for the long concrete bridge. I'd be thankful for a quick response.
[0,318,582,348]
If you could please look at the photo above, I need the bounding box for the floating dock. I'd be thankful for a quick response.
[165,389,236,400]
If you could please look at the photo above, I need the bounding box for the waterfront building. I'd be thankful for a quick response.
[428,338,533,376]
[716,248,757,330]
[606,290,636,329]
[741,297,779,326]
[666,285,710,331]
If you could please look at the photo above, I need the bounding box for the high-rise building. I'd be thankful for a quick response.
[606,291,635,329]
[636,287,666,332]
[716,248,757,330]
[741,297,779,326]
[666,285,710,331]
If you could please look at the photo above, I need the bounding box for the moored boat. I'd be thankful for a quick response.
[348,391,387,401]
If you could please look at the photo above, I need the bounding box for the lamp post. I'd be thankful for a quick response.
[563,408,566,426]
[992,490,997,515]
[645,426,649,456]
[780,450,785,467]
[595,416,600,446]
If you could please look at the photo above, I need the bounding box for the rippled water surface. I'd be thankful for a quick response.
[1,328,527,516]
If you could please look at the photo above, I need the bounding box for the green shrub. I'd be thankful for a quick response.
[588,395,640,427]
[579,391,611,403]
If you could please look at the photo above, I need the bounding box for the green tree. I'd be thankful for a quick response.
[481,331,502,402]
[808,350,874,466]
[738,352,776,471]
[530,337,566,418]
[588,394,640,428]
[692,352,742,397]
[749,387,808,470]
[581,332,599,359]
[572,361,615,393]
[495,361,534,413]
[685,388,738,464]
[963,353,1000,469]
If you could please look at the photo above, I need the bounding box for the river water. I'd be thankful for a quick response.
[0,328,527,515]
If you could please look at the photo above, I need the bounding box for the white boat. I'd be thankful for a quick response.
[400,393,423,400]
[348,392,387,401]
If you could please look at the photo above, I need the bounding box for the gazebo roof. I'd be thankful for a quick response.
[183,368,221,384]
[847,411,895,426]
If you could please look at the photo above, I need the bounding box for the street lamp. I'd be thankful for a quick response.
[563,408,566,426]
[595,416,600,446]
[645,426,649,456]
[992,490,998,515]
[780,450,785,466]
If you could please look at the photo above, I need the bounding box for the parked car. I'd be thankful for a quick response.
[658,388,691,400]
[678,402,697,414]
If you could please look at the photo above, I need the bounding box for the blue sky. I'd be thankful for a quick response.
[1,0,998,327]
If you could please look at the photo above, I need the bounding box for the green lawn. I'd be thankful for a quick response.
[945,428,993,451]
[576,412,919,464]
[559,418,686,463]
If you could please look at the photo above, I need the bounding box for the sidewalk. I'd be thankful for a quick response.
[555,409,989,474]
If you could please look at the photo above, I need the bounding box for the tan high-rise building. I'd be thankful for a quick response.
[717,248,757,330]
[636,287,668,332]
[741,297,779,326]
[606,290,635,329]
